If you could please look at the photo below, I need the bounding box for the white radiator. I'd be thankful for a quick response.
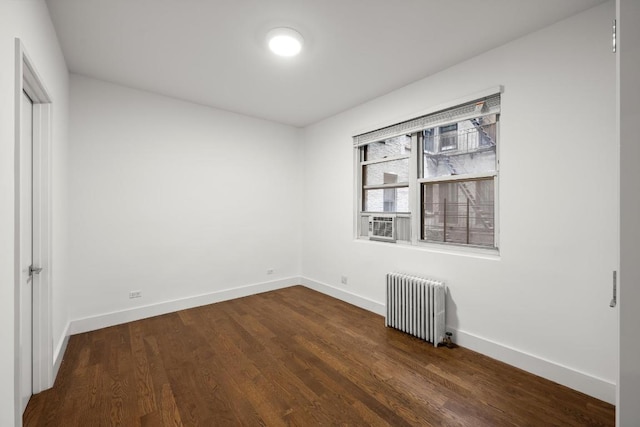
[385,272,446,347]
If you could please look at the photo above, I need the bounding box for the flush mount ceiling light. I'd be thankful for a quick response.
[266,27,304,57]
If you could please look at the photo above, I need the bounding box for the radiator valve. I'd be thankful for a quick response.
[443,332,455,348]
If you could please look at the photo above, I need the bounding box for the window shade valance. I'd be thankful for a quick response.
[353,93,501,147]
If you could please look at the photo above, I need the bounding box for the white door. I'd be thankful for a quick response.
[20,90,33,414]
[617,0,640,425]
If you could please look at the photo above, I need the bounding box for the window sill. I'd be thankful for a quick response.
[355,236,501,261]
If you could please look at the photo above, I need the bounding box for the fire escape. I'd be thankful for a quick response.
[425,118,496,234]
[442,157,493,231]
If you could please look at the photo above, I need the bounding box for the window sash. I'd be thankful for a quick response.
[420,177,496,248]
[363,186,410,213]
[363,182,410,190]
[417,171,496,185]
[360,154,410,166]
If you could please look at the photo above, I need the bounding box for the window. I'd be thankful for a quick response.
[360,135,411,213]
[421,178,495,247]
[355,93,500,249]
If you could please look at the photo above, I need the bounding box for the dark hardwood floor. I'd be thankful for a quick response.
[24,286,614,426]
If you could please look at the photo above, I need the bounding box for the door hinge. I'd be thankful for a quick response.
[613,19,617,53]
[610,270,617,308]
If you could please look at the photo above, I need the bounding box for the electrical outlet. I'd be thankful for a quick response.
[341,276,348,285]
[267,268,275,275]
[129,290,142,299]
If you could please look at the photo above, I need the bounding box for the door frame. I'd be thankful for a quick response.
[14,38,53,422]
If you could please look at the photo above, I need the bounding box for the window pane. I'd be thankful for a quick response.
[363,159,409,186]
[364,135,411,161]
[364,187,409,212]
[439,123,458,151]
[422,178,494,247]
[422,114,497,178]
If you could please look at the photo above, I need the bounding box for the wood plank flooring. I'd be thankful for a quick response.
[24,286,614,426]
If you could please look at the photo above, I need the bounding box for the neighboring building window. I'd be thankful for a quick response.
[360,135,411,213]
[438,123,458,151]
[354,93,500,249]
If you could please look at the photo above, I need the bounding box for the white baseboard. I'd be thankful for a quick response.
[451,328,615,404]
[300,277,386,316]
[300,276,615,405]
[53,323,70,382]
[68,277,301,335]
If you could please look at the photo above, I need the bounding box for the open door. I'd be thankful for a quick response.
[15,39,53,422]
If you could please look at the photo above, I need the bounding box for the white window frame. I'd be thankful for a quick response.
[354,87,502,253]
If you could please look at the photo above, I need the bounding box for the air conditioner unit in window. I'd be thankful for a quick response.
[369,214,396,242]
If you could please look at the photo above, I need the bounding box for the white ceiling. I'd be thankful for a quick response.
[46,0,607,127]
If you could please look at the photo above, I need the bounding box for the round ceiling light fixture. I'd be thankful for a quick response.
[266,27,304,57]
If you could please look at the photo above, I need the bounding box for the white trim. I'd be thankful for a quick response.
[300,277,386,316]
[13,39,22,427]
[363,182,410,190]
[361,154,410,166]
[354,145,363,239]
[353,236,500,259]
[31,102,53,395]
[417,171,497,184]
[494,116,501,250]
[14,38,55,425]
[409,133,419,245]
[351,85,504,140]
[22,41,54,394]
[361,211,411,215]
[300,276,614,404]
[22,58,51,103]
[68,277,301,335]
[451,328,616,405]
[52,324,70,381]
[413,239,500,257]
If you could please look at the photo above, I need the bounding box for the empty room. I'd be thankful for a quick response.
[2,0,639,426]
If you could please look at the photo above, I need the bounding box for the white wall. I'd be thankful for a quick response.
[0,1,69,425]
[617,0,640,424]
[301,2,617,403]
[67,75,302,327]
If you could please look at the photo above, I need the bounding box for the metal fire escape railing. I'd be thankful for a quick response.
[424,122,496,156]
[469,118,496,147]
[442,157,493,231]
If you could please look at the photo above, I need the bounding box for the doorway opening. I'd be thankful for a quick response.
[15,38,53,420]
